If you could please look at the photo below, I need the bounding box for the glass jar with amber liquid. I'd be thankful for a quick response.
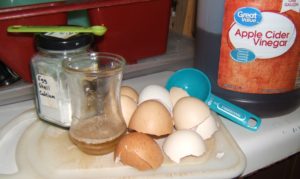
[63,52,127,155]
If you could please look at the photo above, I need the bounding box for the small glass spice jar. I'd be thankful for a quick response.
[31,32,93,127]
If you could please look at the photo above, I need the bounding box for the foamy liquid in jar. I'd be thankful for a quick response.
[69,115,127,155]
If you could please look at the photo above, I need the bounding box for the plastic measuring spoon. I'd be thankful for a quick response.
[7,25,107,36]
[166,68,261,131]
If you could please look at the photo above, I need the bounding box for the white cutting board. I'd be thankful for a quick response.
[0,72,246,179]
[1,110,245,179]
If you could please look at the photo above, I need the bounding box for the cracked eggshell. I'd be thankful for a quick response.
[173,97,210,130]
[163,130,206,163]
[120,95,137,127]
[138,85,173,114]
[195,115,219,140]
[114,132,163,170]
[129,100,173,136]
[121,86,139,103]
[169,87,189,106]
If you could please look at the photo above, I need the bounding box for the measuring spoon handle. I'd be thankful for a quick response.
[207,94,261,131]
[7,25,107,36]
[8,25,87,32]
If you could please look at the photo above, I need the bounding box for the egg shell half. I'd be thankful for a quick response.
[120,95,138,127]
[169,87,189,106]
[173,97,210,130]
[114,132,164,170]
[195,115,219,140]
[129,100,173,136]
[121,86,139,103]
[163,130,206,163]
[138,85,173,114]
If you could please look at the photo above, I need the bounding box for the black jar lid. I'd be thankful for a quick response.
[35,32,94,51]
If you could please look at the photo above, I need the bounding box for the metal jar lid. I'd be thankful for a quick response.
[35,33,94,51]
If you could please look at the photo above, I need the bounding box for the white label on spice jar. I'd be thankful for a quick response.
[36,74,58,108]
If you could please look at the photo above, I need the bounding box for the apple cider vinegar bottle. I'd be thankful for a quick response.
[195,0,300,117]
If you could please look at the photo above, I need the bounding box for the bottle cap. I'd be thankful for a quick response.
[35,33,94,51]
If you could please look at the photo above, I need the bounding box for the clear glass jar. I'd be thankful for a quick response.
[63,52,127,155]
[31,33,93,127]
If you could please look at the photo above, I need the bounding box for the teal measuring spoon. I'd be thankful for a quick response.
[7,25,107,36]
[166,68,261,131]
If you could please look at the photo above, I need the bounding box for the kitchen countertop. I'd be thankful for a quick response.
[221,104,300,175]
[0,33,300,177]
[0,71,300,177]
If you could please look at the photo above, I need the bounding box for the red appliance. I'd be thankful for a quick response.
[0,2,67,82]
[0,0,171,82]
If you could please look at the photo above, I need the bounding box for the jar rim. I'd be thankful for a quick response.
[63,52,126,75]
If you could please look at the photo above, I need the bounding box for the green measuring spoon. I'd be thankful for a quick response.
[7,25,107,36]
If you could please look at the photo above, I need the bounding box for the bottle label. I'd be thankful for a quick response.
[218,0,300,94]
[44,32,78,39]
[36,74,58,108]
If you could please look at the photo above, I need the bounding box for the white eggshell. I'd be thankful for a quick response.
[195,115,219,140]
[163,130,206,163]
[138,85,173,113]
[120,95,137,126]
[169,87,189,106]
[173,97,210,130]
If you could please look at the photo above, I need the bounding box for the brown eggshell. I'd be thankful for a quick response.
[120,95,137,126]
[129,100,173,136]
[170,87,189,106]
[114,132,164,170]
[121,86,139,103]
[173,97,210,130]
